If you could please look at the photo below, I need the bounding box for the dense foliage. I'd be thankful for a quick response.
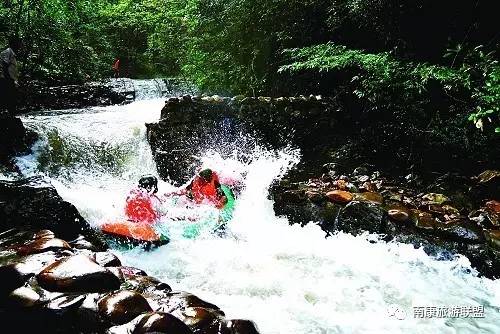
[1,0,498,131]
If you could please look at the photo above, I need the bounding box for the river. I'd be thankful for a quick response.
[8,80,500,333]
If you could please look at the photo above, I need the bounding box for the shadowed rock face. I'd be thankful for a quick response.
[17,80,130,113]
[0,176,107,248]
[0,116,37,165]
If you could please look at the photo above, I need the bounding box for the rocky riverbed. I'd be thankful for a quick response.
[0,178,259,334]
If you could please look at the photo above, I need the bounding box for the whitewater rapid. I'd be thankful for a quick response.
[11,93,500,334]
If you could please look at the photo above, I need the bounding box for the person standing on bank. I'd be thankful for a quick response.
[0,37,21,116]
[112,58,120,78]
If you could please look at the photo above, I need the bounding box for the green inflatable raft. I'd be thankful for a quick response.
[181,184,236,239]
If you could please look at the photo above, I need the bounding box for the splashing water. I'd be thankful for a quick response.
[9,85,500,334]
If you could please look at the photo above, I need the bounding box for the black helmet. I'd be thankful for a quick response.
[199,169,213,182]
[138,175,158,193]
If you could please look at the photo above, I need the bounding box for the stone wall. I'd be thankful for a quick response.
[146,94,340,184]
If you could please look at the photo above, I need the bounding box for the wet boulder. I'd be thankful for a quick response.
[94,252,121,267]
[14,250,71,276]
[69,235,102,251]
[133,312,193,334]
[37,254,121,292]
[485,230,500,250]
[6,286,41,308]
[224,319,260,334]
[326,190,353,204]
[353,192,384,205]
[98,290,153,324]
[0,264,31,296]
[108,312,193,334]
[387,205,411,223]
[17,237,72,256]
[156,291,221,315]
[0,115,36,164]
[0,177,107,249]
[336,201,386,235]
[172,306,223,331]
[34,229,56,240]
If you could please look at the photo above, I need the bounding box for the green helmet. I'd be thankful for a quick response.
[199,169,213,182]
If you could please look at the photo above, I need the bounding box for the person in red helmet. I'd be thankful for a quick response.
[125,175,161,224]
[185,169,228,209]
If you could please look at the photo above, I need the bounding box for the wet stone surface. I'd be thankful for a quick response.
[37,254,121,293]
[98,290,153,324]
[0,228,260,333]
[273,166,500,278]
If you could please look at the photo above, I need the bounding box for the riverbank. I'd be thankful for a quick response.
[13,78,198,114]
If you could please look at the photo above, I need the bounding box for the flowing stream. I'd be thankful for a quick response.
[6,80,500,333]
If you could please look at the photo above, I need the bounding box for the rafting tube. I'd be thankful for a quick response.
[101,220,169,250]
[181,184,236,239]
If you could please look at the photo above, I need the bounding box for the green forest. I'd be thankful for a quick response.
[1,0,498,132]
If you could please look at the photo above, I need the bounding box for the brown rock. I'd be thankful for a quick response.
[0,264,29,296]
[37,254,121,292]
[486,200,500,214]
[95,252,121,267]
[354,192,384,204]
[7,286,40,307]
[485,230,500,250]
[15,251,70,276]
[305,191,325,204]
[442,205,461,216]
[421,193,450,205]
[412,210,438,229]
[476,170,500,183]
[107,267,125,282]
[34,230,55,240]
[133,312,193,334]
[18,237,72,256]
[224,319,260,334]
[173,307,220,330]
[123,274,170,294]
[98,290,153,324]
[326,190,353,204]
[387,206,411,222]
[361,181,377,192]
[333,179,348,190]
